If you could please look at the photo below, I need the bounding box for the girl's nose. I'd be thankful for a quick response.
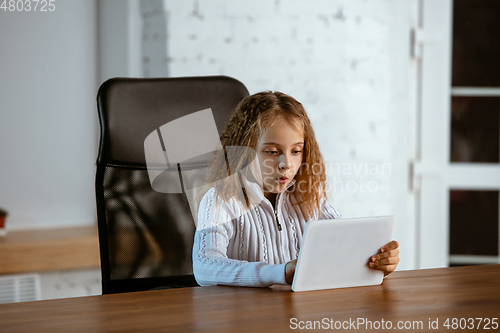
[278,154,291,170]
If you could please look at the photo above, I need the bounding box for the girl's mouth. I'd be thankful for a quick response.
[278,177,288,184]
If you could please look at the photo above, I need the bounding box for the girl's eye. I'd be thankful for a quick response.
[292,150,302,155]
[266,151,278,155]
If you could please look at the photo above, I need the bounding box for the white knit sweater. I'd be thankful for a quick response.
[192,180,341,287]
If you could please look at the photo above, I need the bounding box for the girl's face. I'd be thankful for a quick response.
[256,118,304,197]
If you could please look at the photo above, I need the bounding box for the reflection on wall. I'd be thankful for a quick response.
[450,97,499,163]
[452,0,500,87]
[449,190,499,257]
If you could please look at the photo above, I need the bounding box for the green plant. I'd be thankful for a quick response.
[0,208,7,216]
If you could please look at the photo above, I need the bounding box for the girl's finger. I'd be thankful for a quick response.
[380,240,399,253]
[383,265,397,276]
[374,263,397,272]
[368,261,397,272]
[370,249,399,262]
[376,257,400,266]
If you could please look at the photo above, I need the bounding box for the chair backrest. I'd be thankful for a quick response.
[96,76,249,294]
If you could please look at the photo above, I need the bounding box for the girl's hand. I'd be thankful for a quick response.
[368,240,400,276]
[285,259,297,284]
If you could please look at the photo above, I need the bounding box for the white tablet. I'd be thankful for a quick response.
[291,216,396,292]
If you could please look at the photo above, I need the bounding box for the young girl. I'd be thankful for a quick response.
[192,91,400,287]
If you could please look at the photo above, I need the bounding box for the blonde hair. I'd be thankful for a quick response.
[201,91,327,220]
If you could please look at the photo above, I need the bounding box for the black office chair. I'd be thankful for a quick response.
[95,76,249,294]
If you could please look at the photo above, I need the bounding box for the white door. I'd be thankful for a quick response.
[414,0,500,268]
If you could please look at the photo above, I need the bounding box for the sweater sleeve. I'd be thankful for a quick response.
[192,189,287,287]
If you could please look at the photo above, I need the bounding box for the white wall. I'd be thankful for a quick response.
[99,0,143,82]
[144,0,416,269]
[0,1,98,229]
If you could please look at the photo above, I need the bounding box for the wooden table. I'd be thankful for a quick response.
[1,265,499,332]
